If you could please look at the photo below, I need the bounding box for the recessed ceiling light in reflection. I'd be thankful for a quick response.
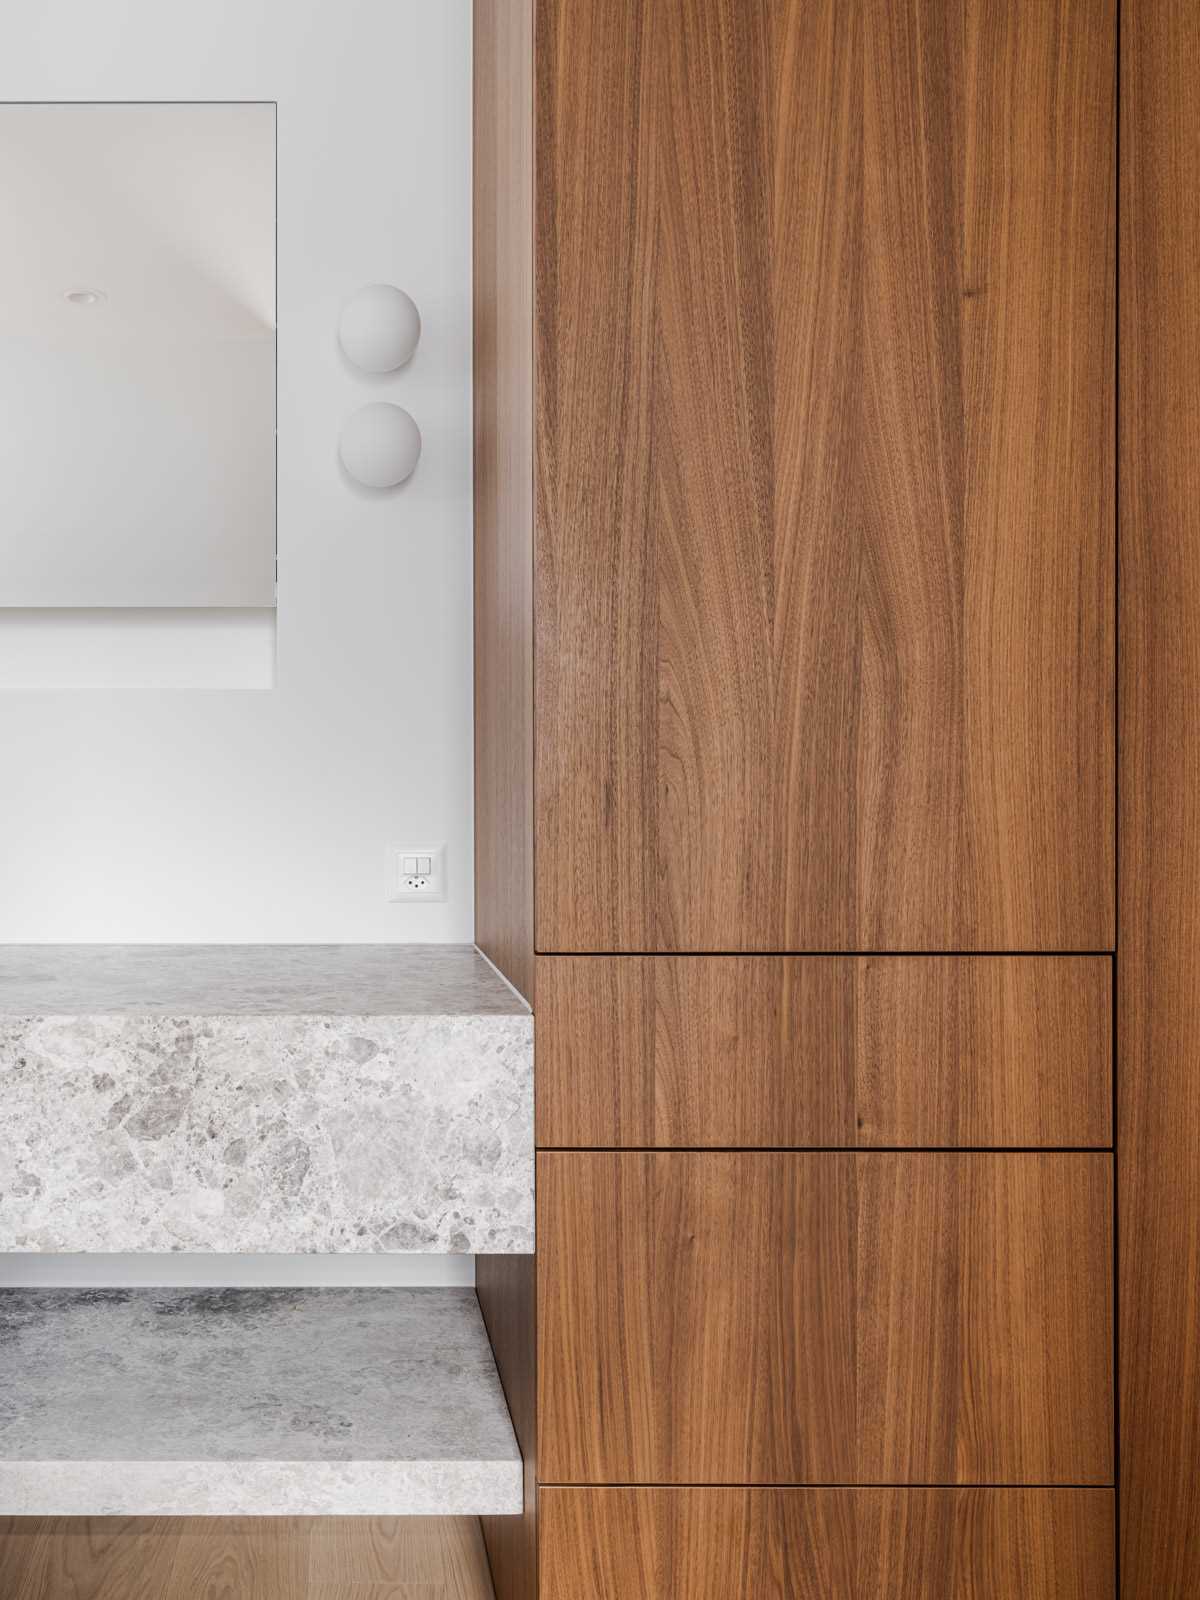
[64,288,107,307]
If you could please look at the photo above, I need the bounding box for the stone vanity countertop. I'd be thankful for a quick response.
[0,944,528,1016]
[0,1286,523,1517]
[0,945,533,1255]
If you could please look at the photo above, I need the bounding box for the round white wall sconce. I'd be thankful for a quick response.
[338,284,421,373]
[339,402,422,488]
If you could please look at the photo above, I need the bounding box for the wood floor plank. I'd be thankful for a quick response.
[0,1519,494,1600]
[0,1518,182,1600]
[308,1518,494,1596]
[167,1517,310,1599]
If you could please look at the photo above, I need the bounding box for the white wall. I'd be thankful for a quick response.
[0,0,474,945]
[0,2,475,1287]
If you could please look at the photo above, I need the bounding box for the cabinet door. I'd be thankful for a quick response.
[534,0,1114,953]
[540,1488,1115,1600]
[538,1153,1113,1486]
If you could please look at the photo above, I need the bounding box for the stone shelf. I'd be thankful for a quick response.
[0,1286,523,1516]
[0,944,533,1254]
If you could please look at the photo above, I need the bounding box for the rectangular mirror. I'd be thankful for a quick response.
[0,102,276,608]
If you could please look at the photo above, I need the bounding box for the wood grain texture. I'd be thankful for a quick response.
[538,1152,1112,1486]
[1120,0,1200,1592]
[474,0,535,1002]
[533,0,1114,953]
[0,1518,183,1600]
[306,1517,494,1597]
[471,91,538,1600]
[536,955,1112,1148]
[540,1488,1114,1600]
[539,1151,856,1485]
[0,1519,495,1600]
[854,1153,1112,1484]
[541,1486,854,1599]
[476,1257,536,1600]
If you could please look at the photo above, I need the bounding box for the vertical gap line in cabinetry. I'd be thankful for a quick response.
[1112,0,1122,1590]
[1112,864,1122,1579]
[1113,0,1126,1587]
[528,0,539,989]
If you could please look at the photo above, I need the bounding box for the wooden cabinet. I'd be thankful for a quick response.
[538,1152,1113,1487]
[474,0,1120,1593]
[533,0,1115,954]
[537,956,1112,1149]
[540,1488,1115,1600]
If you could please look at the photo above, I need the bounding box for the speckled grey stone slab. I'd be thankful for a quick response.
[0,945,527,1016]
[0,1287,523,1515]
[0,945,533,1254]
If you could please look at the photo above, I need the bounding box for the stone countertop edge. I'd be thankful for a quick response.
[0,1459,525,1517]
[0,945,531,1018]
[0,1286,525,1518]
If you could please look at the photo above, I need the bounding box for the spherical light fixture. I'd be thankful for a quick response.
[338,284,421,373]
[339,402,422,488]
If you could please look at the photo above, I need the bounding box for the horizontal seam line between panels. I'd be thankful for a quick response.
[535,1482,1117,1491]
[535,1146,1115,1155]
[534,950,1116,959]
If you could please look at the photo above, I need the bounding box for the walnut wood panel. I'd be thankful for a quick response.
[854,1152,1112,1484]
[477,1254,537,1600]
[474,0,535,1002]
[541,1487,855,1599]
[1120,0,1200,1592]
[533,0,1114,952]
[539,1151,857,1485]
[540,1488,1114,1600]
[538,1152,1112,1485]
[0,1518,495,1600]
[474,13,537,1581]
[536,955,1111,1148]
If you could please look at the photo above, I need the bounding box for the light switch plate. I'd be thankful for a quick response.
[387,842,447,901]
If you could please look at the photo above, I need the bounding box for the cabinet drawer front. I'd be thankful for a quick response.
[538,1152,1113,1485]
[537,956,1111,1148]
[540,1487,1115,1600]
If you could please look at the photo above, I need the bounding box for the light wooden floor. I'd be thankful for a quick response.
[0,1516,496,1600]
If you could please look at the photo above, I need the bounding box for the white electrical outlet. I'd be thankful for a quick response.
[388,843,447,901]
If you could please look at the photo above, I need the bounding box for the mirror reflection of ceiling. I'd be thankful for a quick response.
[0,102,275,342]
